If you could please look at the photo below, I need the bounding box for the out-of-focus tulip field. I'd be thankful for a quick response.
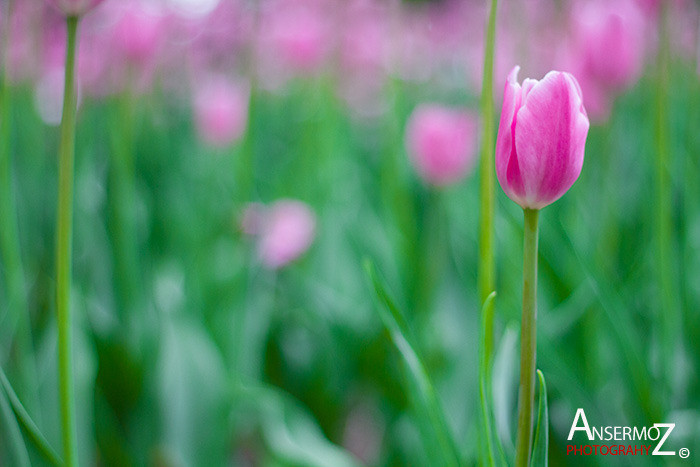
[1,0,700,465]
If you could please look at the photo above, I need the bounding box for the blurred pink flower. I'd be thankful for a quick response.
[184,0,253,73]
[256,200,316,270]
[496,67,589,210]
[559,0,647,122]
[194,76,249,147]
[573,0,646,90]
[6,0,46,83]
[569,72,612,122]
[265,3,328,72]
[256,0,330,87]
[340,2,387,74]
[112,2,165,65]
[337,0,389,116]
[46,0,104,17]
[405,104,479,186]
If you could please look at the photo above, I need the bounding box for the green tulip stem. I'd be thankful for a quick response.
[514,208,539,467]
[654,0,679,400]
[478,0,498,372]
[55,15,80,467]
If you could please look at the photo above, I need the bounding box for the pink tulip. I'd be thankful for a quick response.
[262,3,328,74]
[112,3,165,65]
[193,76,249,147]
[496,66,589,209]
[405,104,478,186]
[6,0,45,84]
[46,0,104,17]
[336,1,389,116]
[572,0,646,91]
[257,200,316,270]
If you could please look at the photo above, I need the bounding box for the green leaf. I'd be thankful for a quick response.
[530,370,548,467]
[251,384,361,467]
[491,325,518,457]
[478,292,507,467]
[0,376,31,467]
[364,260,460,467]
[0,367,61,466]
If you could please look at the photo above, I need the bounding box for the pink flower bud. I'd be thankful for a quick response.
[112,3,165,65]
[257,200,316,270]
[496,66,589,210]
[46,0,104,17]
[193,76,249,148]
[573,0,646,91]
[263,3,328,74]
[405,104,478,186]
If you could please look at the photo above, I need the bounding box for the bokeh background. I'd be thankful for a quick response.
[1,0,700,465]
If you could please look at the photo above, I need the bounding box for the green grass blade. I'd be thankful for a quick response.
[0,367,62,466]
[478,291,506,467]
[530,370,548,467]
[0,375,31,467]
[365,260,460,467]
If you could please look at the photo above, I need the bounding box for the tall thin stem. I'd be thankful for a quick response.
[478,0,498,368]
[514,208,539,467]
[108,89,140,321]
[654,0,679,400]
[56,16,80,467]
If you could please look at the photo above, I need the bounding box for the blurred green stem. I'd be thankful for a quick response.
[108,87,140,321]
[514,208,539,467]
[382,76,417,300]
[237,85,255,203]
[237,0,260,204]
[414,189,443,318]
[478,1,498,462]
[55,15,79,467]
[654,1,680,398]
[478,0,498,373]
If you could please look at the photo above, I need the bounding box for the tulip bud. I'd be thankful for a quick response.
[573,0,646,91]
[405,104,478,186]
[193,77,249,148]
[113,3,165,65]
[256,200,316,270]
[496,66,589,209]
[46,0,104,17]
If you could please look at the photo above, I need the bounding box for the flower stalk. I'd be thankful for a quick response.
[514,207,539,467]
[55,15,80,467]
[654,0,680,399]
[478,0,498,367]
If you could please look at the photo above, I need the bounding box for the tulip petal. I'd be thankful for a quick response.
[496,66,527,203]
[514,71,589,208]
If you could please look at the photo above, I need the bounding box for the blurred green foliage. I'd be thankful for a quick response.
[0,54,699,466]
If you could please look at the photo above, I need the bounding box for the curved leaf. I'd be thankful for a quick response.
[478,292,507,467]
[365,260,460,467]
[0,377,30,467]
[530,370,548,467]
[0,367,62,466]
